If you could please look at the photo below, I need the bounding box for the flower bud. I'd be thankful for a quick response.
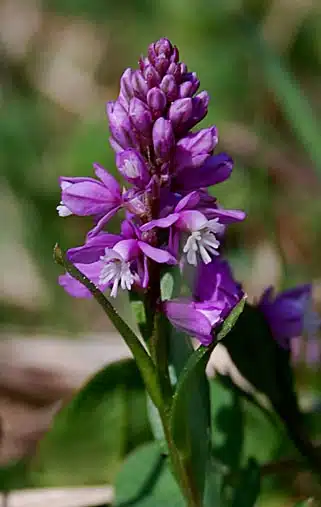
[123,188,148,217]
[129,98,153,138]
[170,46,179,63]
[147,87,167,117]
[119,68,133,105]
[144,65,161,88]
[155,38,173,57]
[106,100,137,149]
[152,118,175,162]
[168,98,193,132]
[131,70,149,101]
[167,62,181,81]
[160,74,178,102]
[116,149,150,188]
[154,55,169,76]
[179,81,194,98]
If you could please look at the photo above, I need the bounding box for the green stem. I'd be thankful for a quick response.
[54,244,163,411]
[159,409,202,507]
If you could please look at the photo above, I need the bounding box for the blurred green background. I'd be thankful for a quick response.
[0,0,320,504]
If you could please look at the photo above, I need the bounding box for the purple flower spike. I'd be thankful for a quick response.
[152,118,175,163]
[163,259,244,345]
[116,149,150,188]
[59,38,246,303]
[258,284,321,349]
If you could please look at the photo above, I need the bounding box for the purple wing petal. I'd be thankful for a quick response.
[59,261,105,298]
[206,208,246,224]
[138,241,177,264]
[87,205,122,238]
[140,213,180,232]
[173,153,233,191]
[93,163,121,195]
[175,191,200,212]
[164,300,212,339]
[67,233,122,264]
[62,181,118,216]
[113,239,140,261]
[175,210,207,232]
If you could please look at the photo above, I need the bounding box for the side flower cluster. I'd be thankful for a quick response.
[257,284,321,354]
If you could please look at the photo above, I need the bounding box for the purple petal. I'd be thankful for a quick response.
[121,219,138,239]
[164,300,212,340]
[176,127,218,158]
[175,191,200,212]
[93,163,121,195]
[87,205,121,237]
[113,239,140,262]
[175,210,208,232]
[67,233,122,264]
[173,153,233,191]
[116,149,150,188]
[62,180,119,216]
[138,241,177,264]
[109,137,124,154]
[208,208,246,224]
[59,261,104,298]
[140,213,180,232]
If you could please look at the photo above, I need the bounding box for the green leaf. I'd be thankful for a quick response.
[146,395,167,452]
[114,442,185,507]
[160,267,181,301]
[129,292,150,342]
[210,375,244,471]
[223,304,299,417]
[170,343,214,502]
[31,359,152,486]
[210,373,284,471]
[217,296,246,341]
[230,458,261,507]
